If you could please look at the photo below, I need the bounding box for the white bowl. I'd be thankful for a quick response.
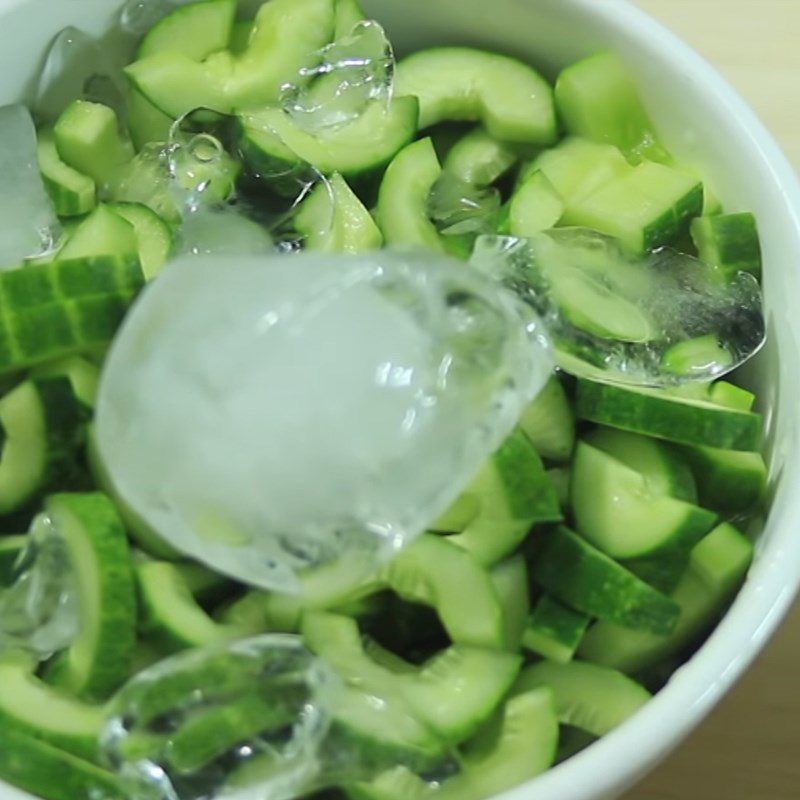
[1,1,799,799]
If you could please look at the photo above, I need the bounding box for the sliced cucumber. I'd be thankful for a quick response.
[490,556,530,651]
[691,212,762,280]
[661,334,734,379]
[509,170,564,236]
[347,767,434,800]
[396,47,556,144]
[514,659,651,736]
[59,204,138,261]
[106,202,172,280]
[444,127,518,187]
[44,493,137,701]
[530,526,681,635]
[229,19,256,54]
[546,467,571,510]
[523,595,590,664]
[334,0,366,36]
[518,375,575,461]
[126,87,173,152]
[175,561,237,608]
[32,356,100,408]
[37,127,96,217]
[575,378,763,451]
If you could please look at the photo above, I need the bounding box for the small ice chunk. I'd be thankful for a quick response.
[94,250,551,591]
[177,206,274,256]
[280,21,394,133]
[0,514,78,660]
[471,228,765,386]
[0,105,61,266]
[428,172,501,236]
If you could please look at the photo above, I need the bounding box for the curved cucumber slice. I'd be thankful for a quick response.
[691,212,762,280]
[490,556,530,651]
[396,47,557,144]
[45,493,137,701]
[106,202,172,280]
[444,127,518,187]
[127,87,173,152]
[334,0,367,37]
[514,659,651,736]
[523,595,590,664]
[509,170,564,236]
[37,127,96,217]
[518,375,575,462]
[59,204,138,261]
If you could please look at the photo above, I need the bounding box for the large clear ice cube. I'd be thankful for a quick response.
[94,250,551,592]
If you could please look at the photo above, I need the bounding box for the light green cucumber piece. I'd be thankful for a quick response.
[518,375,575,461]
[709,380,756,411]
[44,493,137,701]
[175,561,236,608]
[0,724,125,800]
[444,127,518,186]
[579,522,754,673]
[546,467,571,510]
[334,0,366,36]
[661,334,734,378]
[509,170,564,235]
[531,526,680,635]
[229,19,256,54]
[561,160,704,254]
[127,87,173,152]
[37,127,95,217]
[295,172,383,253]
[555,50,670,163]
[0,651,104,762]
[383,532,505,648]
[432,430,562,566]
[136,560,240,653]
[575,378,763,451]
[396,47,556,144]
[106,202,172,280]
[522,595,590,664]
[490,556,530,651]
[53,101,133,186]
[690,212,762,280]
[58,204,138,261]
[137,0,237,60]
[346,767,435,800]
[31,356,100,408]
[515,659,651,736]
[239,95,419,179]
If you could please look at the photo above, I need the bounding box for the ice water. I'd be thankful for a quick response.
[94,250,552,592]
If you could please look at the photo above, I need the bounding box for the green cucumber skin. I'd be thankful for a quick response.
[523,595,590,664]
[691,212,762,280]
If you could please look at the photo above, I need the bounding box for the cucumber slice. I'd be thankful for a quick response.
[229,19,256,55]
[127,87,173,152]
[575,378,763,451]
[0,535,26,584]
[295,173,383,253]
[44,493,137,701]
[396,47,556,144]
[518,375,575,461]
[383,533,505,648]
[0,725,125,800]
[106,202,172,280]
[136,560,240,653]
[490,556,529,651]
[137,0,237,60]
[433,430,562,566]
[347,767,435,800]
[691,212,762,280]
[59,204,138,261]
[0,650,104,762]
[660,334,734,379]
[709,380,756,411]
[53,101,133,186]
[509,170,564,236]
[555,51,670,163]
[562,160,704,254]
[522,595,590,664]
[375,136,445,252]
[579,522,754,673]
[546,467,571,510]
[530,526,681,635]
[240,96,418,180]
[570,441,717,559]
[334,0,366,36]
[32,356,100,408]
[175,561,237,608]
[444,127,518,187]
[37,127,96,217]
[514,659,651,736]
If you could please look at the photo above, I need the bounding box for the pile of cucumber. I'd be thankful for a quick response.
[0,0,768,799]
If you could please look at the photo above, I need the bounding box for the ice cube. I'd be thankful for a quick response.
[94,250,551,592]
[471,228,765,386]
[119,0,185,36]
[0,514,78,660]
[177,206,275,256]
[0,105,61,266]
[427,172,502,236]
[280,21,394,133]
[34,27,127,123]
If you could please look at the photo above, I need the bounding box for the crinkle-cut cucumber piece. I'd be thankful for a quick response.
[32,356,100,408]
[571,441,717,560]
[53,100,133,187]
[382,533,505,648]
[509,169,564,236]
[579,522,754,674]
[239,95,418,180]
[44,492,137,701]
[0,724,126,800]
[531,526,680,635]
[0,534,26,583]
[0,651,104,762]
[444,126,519,187]
[523,595,590,664]
[518,375,575,461]
[555,50,670,164]
[432,430,562,566]
[58,203,138,261]
[295,172,383,253]
[396,47,557,145]
[691,212,763,280]
[136,559,241,653]
[37,127,96,217]
[514,659,651,736]
[490,556,530,651]
[106,202,172,280]
[126,0,336,117]
[137,0,237,60]
[375,136,445,253]
[561,160,704,254]
[575,378,763,451]
[334,0,367,36]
